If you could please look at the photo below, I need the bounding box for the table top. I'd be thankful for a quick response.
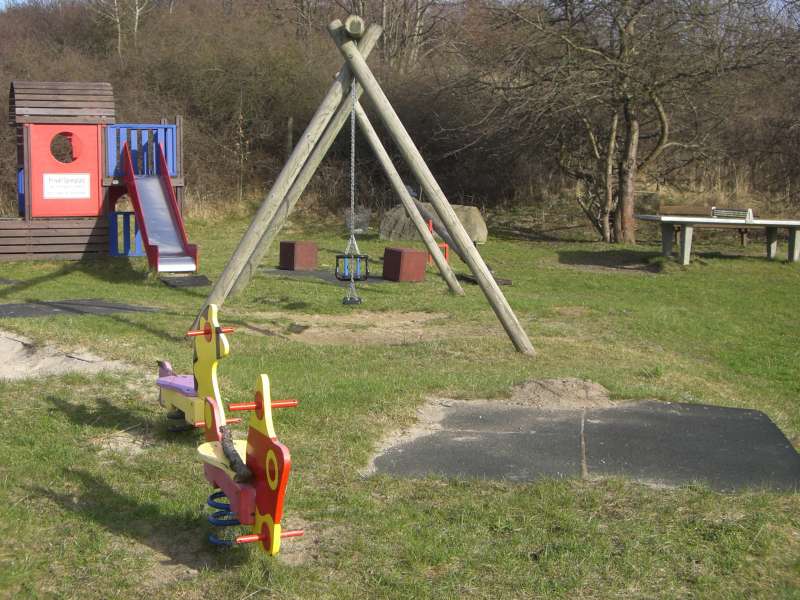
[636,214,800,227]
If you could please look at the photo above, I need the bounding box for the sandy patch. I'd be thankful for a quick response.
[552,306,593,318]
[233,310,503,346]
[0,330,128,380]
[276,516,347,567]
[137,528,203,591]
[91,426,154,457]
[507,378,615,410]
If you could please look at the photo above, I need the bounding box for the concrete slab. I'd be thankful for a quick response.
[160,274,211,288]
[372,399,800,491]
[0,299,158,318]
[261,268,390,285]
[373,405,582,481]
[585,401,800,491]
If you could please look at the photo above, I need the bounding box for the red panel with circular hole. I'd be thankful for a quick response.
[28,124,104,217]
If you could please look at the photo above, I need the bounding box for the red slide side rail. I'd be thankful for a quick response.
[121,142,158,270]
[155,143,197,268]
[121,142,198,271]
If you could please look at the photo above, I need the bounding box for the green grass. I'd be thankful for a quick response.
[0,217,797,599]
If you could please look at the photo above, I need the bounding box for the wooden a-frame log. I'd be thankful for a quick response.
[412,199,465,263]
[228,22,382,296]
[230,22,462,297]
[330,21,534,355]
[354,102,464,295]
[194,23,382,327]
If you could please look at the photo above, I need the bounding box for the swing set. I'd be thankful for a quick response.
[193,15,534,356]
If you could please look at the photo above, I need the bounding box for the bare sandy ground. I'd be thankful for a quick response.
[0,329,128,380]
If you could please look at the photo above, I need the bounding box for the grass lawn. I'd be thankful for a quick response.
[0,216,797,599]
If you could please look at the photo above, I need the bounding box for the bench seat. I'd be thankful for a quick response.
[156,374,196,396]
[197,439,248,478]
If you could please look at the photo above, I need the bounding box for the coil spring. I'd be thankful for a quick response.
[206,489,240,547]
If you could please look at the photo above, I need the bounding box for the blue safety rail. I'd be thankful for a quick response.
[17,168,24,216]
[106,124,177,178]
[108,211,144,257]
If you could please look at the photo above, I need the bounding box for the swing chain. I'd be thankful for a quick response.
[343,77,363,305]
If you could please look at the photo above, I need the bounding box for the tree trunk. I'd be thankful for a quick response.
[619,97,639,243]
[601,112,618,243]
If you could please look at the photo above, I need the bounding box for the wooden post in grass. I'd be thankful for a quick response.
[330,21,534,355]
[354,102,464,295]
[194,22,382,327]
[227,23,382,297]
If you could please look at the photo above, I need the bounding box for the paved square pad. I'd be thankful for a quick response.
[160,275,211,288]
[372,400,800,491]
[262,268,390,285]
[0,299,158,318]
[374,406,582,481]
[585,401,800,491]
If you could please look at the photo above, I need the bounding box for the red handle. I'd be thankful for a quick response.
[228,399,299,412]
[186,326,235,337]
[235,530,304,544]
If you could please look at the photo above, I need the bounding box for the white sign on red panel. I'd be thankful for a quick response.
[43,173,91,199]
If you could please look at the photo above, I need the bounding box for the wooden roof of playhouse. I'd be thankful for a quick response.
[8,81,116,126]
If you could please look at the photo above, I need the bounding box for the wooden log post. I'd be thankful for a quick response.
[330,21,534,355]
[195,22,382,326]
[344,14,366,38]
[228,23,382,297]
[354,102,463,295]
[412,199,466,263]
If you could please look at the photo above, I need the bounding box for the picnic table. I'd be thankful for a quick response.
[636,207,800,265]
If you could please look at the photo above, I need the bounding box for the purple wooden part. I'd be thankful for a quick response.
[156,374,196,396]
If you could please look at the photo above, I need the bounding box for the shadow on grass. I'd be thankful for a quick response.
[103,310,188,344]
[691,250,765,262]
[45,394,149,429]
[0,256,147,301]
[43,393,199,445]
[557,249,662,273]
[492,223,595,243]
[29,469,247,571]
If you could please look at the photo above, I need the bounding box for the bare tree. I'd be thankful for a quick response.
[446,0,787,242]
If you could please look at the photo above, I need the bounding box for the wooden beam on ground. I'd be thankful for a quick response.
[330,21,534,355]
[227,23,383,297]
[195,21,382,327]
[354,102,463,295]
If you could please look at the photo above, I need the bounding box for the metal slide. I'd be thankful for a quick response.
[122,143,197,272]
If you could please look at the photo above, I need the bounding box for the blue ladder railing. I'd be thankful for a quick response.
[108,211,144,257]
[106,124,177,178]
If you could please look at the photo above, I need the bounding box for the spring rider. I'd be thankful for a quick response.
[197,375,302,555]
[156,304,234,431]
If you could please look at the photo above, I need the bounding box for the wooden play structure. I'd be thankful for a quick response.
[156,303,301,555]
[5,81,197,272]
[195,16,534,354]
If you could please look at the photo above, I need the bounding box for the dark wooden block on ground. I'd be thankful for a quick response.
[382,247,427,282]
[279,241,318,271]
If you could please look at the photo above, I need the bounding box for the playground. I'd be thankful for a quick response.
[0,14,798,600]
[0,216,798,597]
